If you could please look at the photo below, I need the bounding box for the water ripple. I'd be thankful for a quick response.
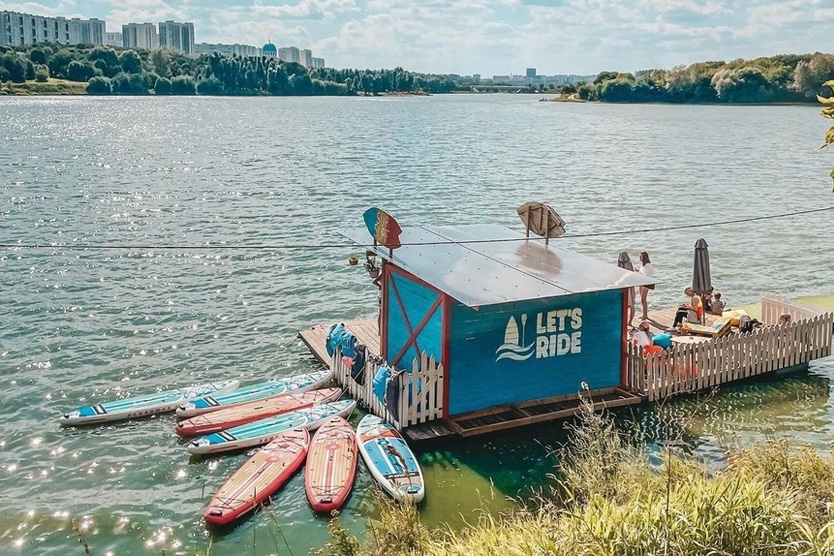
[1,95,833,554]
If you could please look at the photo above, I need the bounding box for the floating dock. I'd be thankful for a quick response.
[299,292,833,441]
[299,319,643,439]
[298,209,832,441]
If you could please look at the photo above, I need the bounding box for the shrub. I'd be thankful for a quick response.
[67,60,96,82]
[29,48,46,65]
[35,66,49,82]
[1,53,26,83]
[128,73,147,94]
[86,76,112,95]
[154,77,172,95]
[143,72,159,91]
[170,75,196,95]
[197,75,224,95]
[118,50,142,74]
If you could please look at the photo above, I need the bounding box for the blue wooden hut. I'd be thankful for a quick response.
[344,221,656,424]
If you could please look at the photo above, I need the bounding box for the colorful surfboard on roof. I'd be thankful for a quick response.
[363,207,402,250]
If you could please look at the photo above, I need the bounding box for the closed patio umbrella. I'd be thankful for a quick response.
[692,238,712,295]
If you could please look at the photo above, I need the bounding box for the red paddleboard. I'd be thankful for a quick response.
[305,416,358,513]
[204,428,309,526]
[176,387,341,437]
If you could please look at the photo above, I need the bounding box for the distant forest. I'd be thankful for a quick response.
[2,43,834,102]
[0,43,457,96]
[573,54,834,103]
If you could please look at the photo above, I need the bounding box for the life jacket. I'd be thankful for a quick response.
[372,365,391,404]
[325,323,346,357]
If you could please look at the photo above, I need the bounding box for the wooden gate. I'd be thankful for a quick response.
[332,348,445,430]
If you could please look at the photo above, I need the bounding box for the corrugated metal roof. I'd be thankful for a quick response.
[342,223,657,308]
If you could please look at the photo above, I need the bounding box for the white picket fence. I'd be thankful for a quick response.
[627,312,833,401]
[762,292,832,325]
[332,348,445,430]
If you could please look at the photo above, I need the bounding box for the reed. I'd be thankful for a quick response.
[313,496,429,556]
[318,398,834,556]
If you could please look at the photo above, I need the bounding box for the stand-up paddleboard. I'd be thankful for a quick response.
[176,370,332,419]
[176,387,341,437]
[356,414,424,504]
[204,428,309,526]
[305,416,358,512]
[58,380,240,427]
[188,399,356,455]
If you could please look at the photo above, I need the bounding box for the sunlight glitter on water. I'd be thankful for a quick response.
[1,96,833,555]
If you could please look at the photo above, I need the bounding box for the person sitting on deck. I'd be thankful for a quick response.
[709,292,726,315]
[778,314,792,325]
[701,287,713,313]
[632,320,653,348]
[633,320,664,355]
[671,287,704,329]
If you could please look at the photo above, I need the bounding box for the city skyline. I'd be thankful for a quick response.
[0,0,832,75]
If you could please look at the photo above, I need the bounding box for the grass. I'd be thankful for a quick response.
[317,399,834,556]
[1,78,87,95]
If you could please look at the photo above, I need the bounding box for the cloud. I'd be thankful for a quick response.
[0,0,81,17]
[2,0,834,74]
[250,0,359,21]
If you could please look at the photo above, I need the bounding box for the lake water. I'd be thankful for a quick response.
[1,95,833,555]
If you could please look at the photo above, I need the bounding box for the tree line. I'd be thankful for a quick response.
[576,53,834,103]
[0,43,457,96]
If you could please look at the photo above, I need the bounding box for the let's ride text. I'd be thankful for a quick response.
[535,308,582,358]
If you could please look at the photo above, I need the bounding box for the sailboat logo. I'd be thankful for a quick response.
[495,315,536,362]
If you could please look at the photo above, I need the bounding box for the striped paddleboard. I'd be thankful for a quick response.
[58,380,240,427]
[176,370,332,419]
[188,399,356,455]
[356,414,424,504]
[204,428,309,526]
[305,416,358,512]
[176,387,341,437]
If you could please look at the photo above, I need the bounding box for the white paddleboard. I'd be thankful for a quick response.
[59,380,239,427]
[356,414,424,504]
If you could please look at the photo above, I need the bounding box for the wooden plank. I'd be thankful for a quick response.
[447,389,642,437]
[299,319,381,367]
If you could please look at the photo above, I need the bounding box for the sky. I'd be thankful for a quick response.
[1,0,833,75]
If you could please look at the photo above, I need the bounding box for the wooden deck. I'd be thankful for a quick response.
[636,305,725,334]
[447,388,641,437]
[297,320,381,366]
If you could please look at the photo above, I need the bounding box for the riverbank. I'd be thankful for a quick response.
[540,93,586,103]
[0,78,86,95]
[319,400,834,556]
[0,44,457,97]
[0,79,433,97]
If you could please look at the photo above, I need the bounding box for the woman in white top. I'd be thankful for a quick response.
[638,251,654,321]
